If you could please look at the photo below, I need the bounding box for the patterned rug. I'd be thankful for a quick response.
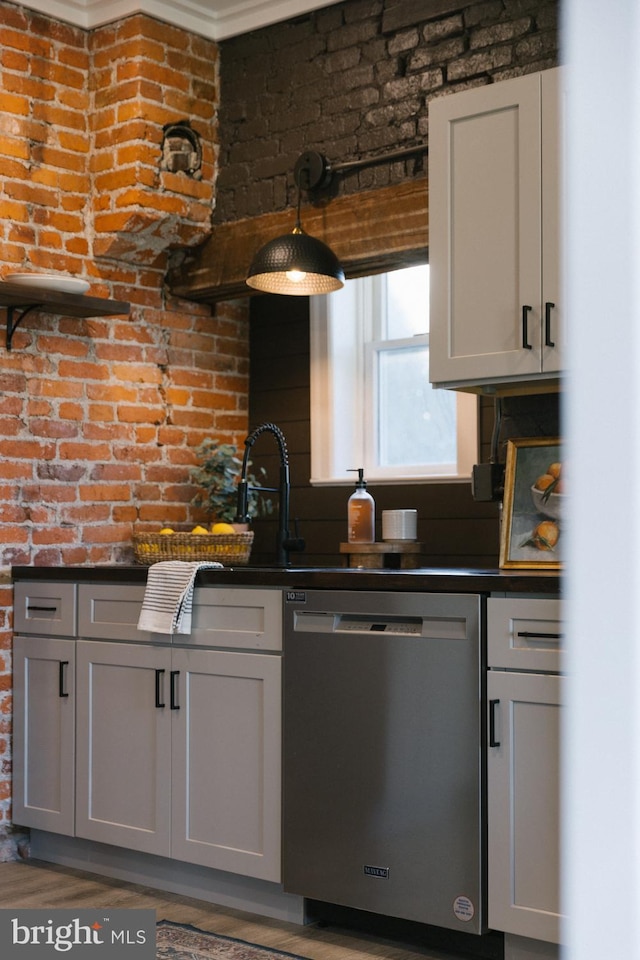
[156,921,311,960]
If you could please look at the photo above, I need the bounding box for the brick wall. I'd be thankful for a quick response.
[0,2,249,855]
[216,0,560,222]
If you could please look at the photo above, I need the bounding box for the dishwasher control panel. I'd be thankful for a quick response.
[291,608,467,640]
[337,616,423,635]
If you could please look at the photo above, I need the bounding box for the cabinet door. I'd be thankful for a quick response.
[541,67,563,374]
[488,670,565,943]
[12,636,75,835]
[170,648,282,881]
[430,72,543,387]
[75,641,172,856]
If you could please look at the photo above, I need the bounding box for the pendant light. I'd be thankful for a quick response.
[246,152,345,296]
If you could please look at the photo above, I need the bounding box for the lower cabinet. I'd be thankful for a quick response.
[12,635,75,836]
[169,646,281,880]
[487,596,564,946]
[488,670,564,943]
[74,641,172,855]
[12,581,284,887]
[75,640,282,882]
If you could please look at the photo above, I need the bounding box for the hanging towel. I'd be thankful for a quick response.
[137,560,223,635]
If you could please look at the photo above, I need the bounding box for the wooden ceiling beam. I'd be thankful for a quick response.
[167,178,428,303]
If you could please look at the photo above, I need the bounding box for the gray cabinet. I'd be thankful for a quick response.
[429,68,562,391]
[14,581,76,637]
[74,640,172,855]
[75,639,282,881]
[170,646,281,881]
[13,581,285,883]
[487,597,564,947]
[12,635,75,836]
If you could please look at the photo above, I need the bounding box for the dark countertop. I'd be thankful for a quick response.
[11,564,562,594]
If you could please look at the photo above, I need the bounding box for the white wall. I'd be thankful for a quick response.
[564,0,640,956]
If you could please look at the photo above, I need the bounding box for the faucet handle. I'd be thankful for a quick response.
[235,478,250,523]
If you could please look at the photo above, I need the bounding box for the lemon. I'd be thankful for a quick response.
[159,527,174,534]
[191,525,209,535]
[211,522,236,535]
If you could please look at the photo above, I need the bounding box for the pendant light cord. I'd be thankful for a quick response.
[294,180,303,232]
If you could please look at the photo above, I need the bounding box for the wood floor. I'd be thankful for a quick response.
[0,858,491,960]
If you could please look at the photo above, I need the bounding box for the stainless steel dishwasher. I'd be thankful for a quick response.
[283,589,485,934]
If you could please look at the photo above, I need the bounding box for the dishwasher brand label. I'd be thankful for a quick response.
[363,865,390,879]
[286,591,306,603]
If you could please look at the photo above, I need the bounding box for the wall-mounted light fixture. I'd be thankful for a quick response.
[246,151,345,296]
[246,145,427,297]
[161,121,202,178]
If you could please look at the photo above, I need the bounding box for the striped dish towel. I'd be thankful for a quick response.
[137,560,222,635]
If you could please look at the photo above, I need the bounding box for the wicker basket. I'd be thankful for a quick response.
[133,531,254,566]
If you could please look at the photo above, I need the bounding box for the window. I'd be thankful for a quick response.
[310,264,477,485]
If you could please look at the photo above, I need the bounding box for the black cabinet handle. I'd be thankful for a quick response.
[517,630,563,640]
[59,661,69,698]
[27,605,57,613]
[521,305,533,349]
[155,669,165,708]
[545,301,556,347]
[170,670,180,710]
[489,699,500,747]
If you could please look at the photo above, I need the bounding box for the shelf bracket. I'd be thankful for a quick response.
[5,303,42,351]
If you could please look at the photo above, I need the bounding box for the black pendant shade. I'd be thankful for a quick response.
[246,226,345,296]
[246,151,345,296]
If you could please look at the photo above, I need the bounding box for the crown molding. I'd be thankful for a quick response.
[14,0,341,40]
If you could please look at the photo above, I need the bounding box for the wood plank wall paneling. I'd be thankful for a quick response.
[246,293,503,568]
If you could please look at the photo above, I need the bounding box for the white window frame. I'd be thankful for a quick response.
[310,270,478,486]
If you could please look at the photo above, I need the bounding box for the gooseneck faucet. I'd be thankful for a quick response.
[235,422,305,566]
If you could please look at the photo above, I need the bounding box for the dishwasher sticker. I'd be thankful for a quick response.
[286,591,306,603]
[453,895,475,922]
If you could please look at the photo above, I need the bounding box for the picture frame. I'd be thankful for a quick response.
[499,437,563,570]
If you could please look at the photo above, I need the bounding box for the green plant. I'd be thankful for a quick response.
[190,440,272,523]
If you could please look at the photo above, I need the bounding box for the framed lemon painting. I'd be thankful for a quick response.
[499,437,563,570]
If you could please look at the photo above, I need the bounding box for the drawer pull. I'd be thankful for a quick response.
[155,669,165,709]
[27,605,58,613]
[170,670,180,710]
[489,699,500,748]
[59,661,70,698]
[517,630,563,640]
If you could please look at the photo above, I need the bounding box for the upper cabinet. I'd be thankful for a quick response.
[429,68,563,392]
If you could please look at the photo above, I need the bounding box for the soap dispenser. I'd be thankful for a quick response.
[347,468,375,543]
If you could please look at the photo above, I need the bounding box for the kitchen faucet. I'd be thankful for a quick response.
[235,422,305,566]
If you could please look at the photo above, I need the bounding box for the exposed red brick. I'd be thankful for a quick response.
[0,4,248,857]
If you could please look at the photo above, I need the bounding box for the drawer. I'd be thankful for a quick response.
[14,581,76,637]
[78,583,167,642]
[189,586,282,651]
[488,596,563,672]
